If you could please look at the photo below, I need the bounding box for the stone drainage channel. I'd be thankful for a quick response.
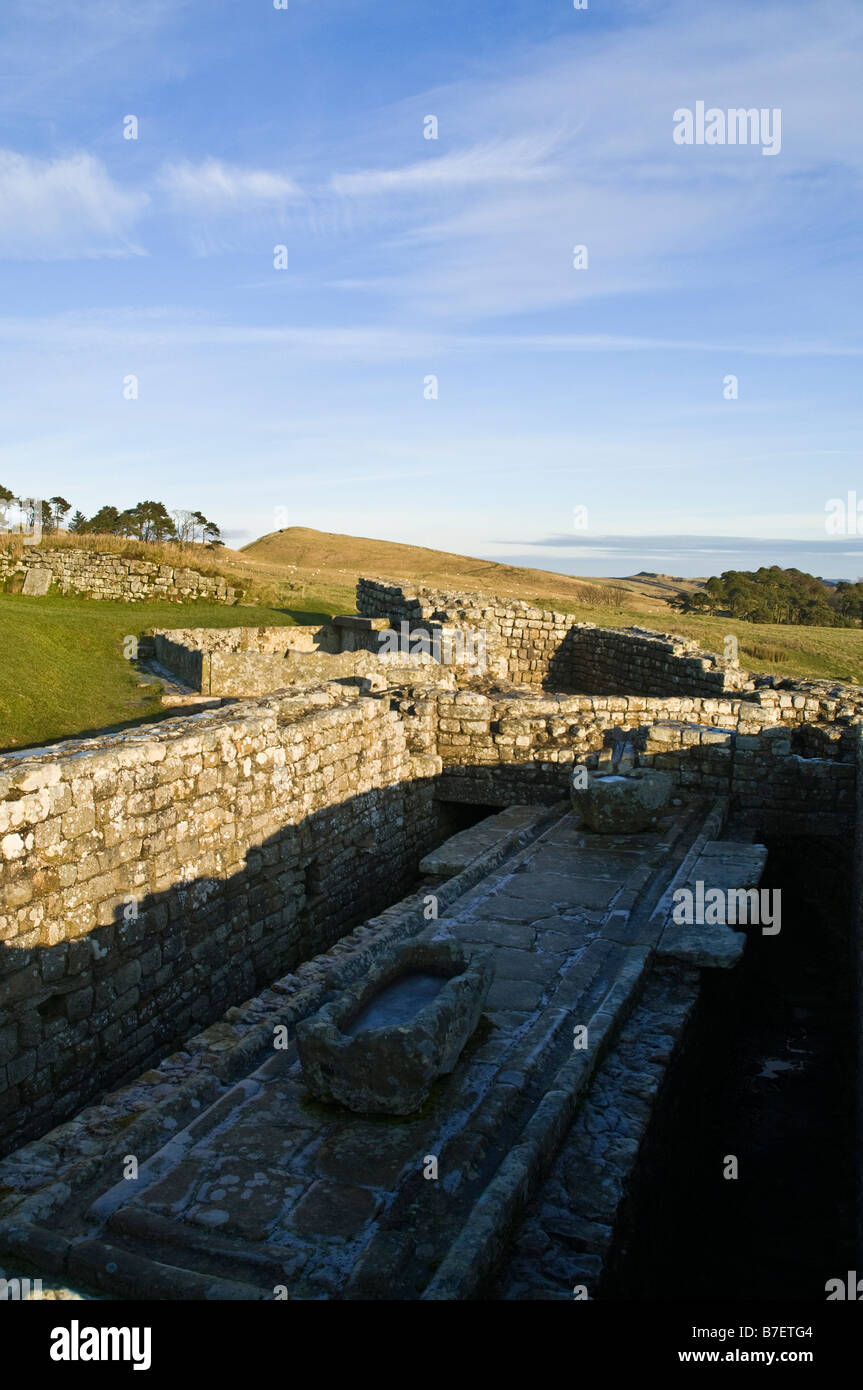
[0,795,769,1300]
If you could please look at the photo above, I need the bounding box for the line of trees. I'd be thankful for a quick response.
[676,566,863,627]
[0,485,222,547]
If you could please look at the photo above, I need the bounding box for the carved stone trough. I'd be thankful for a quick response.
[296,938,493,1115]
[570,766,673,834]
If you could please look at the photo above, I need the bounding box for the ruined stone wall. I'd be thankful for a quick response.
[420,685,858,834]
[152,634,206,688]
[0,549,239,604]
[0,690,442,1155]
[154,626,339,656]
[357,578,570,684]
[567,625,749,698]
[1,621,860,1155]
[204,650,447,697]
[356,578,749,695]
[153,625,454,697]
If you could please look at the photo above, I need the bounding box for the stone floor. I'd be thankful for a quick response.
[0,794,765,1300]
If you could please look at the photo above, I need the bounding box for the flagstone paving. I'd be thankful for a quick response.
[0,793,763,1299]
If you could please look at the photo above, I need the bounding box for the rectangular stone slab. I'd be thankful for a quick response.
[21,567,51,596]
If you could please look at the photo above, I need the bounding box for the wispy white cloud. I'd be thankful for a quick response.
[0,310,857,361]
[0,151,147,259]
[330,133,562,196]
[159,158,303,206]
[156,157,305,256]
[315,0,863,320]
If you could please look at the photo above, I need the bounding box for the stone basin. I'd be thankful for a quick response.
[295,938,493,1114]
[570,766,673,834]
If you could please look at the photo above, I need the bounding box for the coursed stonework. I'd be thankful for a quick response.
[0,548,240,604]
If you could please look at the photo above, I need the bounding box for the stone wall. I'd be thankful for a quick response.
[356,578,750,695]
[204,650,448,697]
[2,588,862,1157]
[153,621,451,697]
[569,625,750,698]
[356,578,567,684]
[418,684,859,835]
[0,688,444,1155]
[155,625,341,656]
[0,548,240,604]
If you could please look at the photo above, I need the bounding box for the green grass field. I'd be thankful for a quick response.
[2,585,862,755]
[0,594,334,753]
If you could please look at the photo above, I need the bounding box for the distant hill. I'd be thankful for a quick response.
[0,524,708,618]
[238,526,696,616]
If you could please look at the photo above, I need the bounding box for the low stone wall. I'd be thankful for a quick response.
[570,625,750,698]
[356,578,750,695]
[0,689,444,1155]
[154,625,340,656]
[204,649,448,697]
[0,549,240,604]
[153,621,452,696]
[415,685,858,835]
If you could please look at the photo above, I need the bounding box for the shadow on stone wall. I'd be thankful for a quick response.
[0,733,855,1158]
[0,778,482,1157]
[544,628,581,692]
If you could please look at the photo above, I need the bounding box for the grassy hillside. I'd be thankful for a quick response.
[0,594,302,752]
[239,527,633,613]
[239,528,863,683]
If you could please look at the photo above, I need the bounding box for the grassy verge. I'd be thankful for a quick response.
[0,594,306,752]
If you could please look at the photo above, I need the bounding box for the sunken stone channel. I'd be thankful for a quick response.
[295,939,493,1115]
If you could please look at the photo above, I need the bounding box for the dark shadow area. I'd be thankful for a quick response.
[605,833,857,1299]
[544,627,580,692]
[434,800,501,834]
[0,768,555,1158]
[274,608,343,626]
[1,725,859,1305]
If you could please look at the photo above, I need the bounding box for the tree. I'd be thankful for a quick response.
[45,496,72,534]
[118,501,176,542]
[171,509,196,543]
[693,566,854,628]
[68,510,87,533]
[87,505,121,535]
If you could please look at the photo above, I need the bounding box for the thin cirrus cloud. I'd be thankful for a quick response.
[0,149,147,259]
[156,157,306,257]
[521,534,863,559]
[158,157,303,206]
[329,134,562,197]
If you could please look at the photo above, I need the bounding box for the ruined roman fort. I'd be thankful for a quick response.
[0,551,860,1300]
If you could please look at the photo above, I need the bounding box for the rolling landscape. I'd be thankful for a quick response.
[3,526,862,752]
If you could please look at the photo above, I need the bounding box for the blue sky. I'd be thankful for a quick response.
[1,0,862,577]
